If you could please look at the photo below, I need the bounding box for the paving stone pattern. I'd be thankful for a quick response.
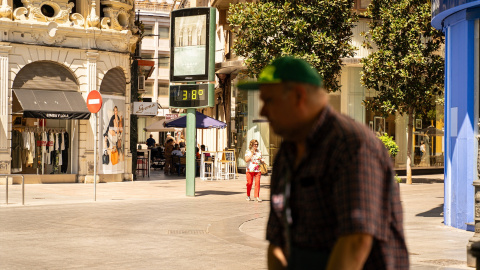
[0,173,473,269]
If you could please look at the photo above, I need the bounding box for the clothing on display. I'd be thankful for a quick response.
[11,127,70,174]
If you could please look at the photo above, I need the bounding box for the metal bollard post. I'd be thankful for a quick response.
[471,241,480,269]
[1,175,25,206]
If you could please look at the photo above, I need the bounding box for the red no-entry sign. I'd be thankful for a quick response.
[87,90,102,113]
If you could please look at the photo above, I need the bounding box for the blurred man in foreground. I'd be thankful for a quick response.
[237,56,409,269]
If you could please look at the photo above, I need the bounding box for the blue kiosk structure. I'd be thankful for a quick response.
[432,0,480,231]
[432,0,480,265]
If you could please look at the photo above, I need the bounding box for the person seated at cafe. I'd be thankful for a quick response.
[146,134,156,149]
[150,143,163,162]
[196,147,201,159]
[200,145,210,158]
[164,139,175,175]
[179,135,186,152]
[172,144,183,156]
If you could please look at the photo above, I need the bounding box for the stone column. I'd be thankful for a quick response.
[0,43,11,174]
[153,20,159,103]
[0,43,11,151]
[85,50,98,153]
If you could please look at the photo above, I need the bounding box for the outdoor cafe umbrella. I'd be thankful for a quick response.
[164,111,227,129]
[419,126,444,136]
[143,118,176,132]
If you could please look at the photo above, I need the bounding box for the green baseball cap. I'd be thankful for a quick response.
[237,56,323,90]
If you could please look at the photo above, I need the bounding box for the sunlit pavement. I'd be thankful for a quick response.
[0,172,473,269]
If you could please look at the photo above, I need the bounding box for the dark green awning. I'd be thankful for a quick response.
[12,89,91,120]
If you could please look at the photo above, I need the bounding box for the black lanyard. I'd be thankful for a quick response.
[281,158,294,259]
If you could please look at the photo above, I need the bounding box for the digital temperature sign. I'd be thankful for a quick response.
[169,84,214,108]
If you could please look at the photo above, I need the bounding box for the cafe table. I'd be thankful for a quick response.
[137,148,151,177]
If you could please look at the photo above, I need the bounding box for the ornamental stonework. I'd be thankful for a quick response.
[25,0,74,24]
[0,1,137,53]
[100,1,135,31]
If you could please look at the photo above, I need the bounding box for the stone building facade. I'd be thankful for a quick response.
[0,0,138,183]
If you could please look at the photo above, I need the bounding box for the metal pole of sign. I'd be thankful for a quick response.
[186,108,196,196]
[94,113,97,201]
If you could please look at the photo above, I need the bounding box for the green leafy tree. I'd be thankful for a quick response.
[378,133,399,158]
[361,0,444,184]
[228,0,357,92]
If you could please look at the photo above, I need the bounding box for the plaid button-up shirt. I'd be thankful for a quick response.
[266,106,409,269]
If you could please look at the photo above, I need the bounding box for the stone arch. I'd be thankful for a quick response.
[99,67,126,96]
[12,61,79,91]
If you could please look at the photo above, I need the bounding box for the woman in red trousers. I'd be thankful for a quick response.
[245,139,264,202]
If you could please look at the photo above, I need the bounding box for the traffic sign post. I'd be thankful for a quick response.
[87,90,103,201]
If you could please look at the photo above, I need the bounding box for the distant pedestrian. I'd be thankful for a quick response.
[164,139,175,175]
[420,140,427,166]
[420,141,426,157]
[164,132,174,147]
[237,56,408,269]
[146,134,156,149]
[245,139,263,202]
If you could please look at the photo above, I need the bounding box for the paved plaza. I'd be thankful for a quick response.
[0,173,474,269]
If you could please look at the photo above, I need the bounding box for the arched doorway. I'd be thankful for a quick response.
[11,61,89,176]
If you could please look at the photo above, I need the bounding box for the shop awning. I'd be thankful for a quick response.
[12,89,91,119]
[143,118,176,132]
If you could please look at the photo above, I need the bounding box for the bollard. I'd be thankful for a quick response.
[471,241,480,269]
[1,175,25,205]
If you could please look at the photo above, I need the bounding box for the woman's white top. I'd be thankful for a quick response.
[245,149,262,173]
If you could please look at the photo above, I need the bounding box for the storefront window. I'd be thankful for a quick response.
[11,116,76,175]
[144,25,153,36]
[158,27,169,39]
[158,83,169,97]
[158,56,169,67]
[144,82,154,97]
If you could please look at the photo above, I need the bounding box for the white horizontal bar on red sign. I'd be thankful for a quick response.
[88,99,100,104]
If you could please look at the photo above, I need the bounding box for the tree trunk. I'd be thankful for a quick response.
[406,109,414,184]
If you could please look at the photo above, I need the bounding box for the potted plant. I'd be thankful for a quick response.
[378,133,402,184]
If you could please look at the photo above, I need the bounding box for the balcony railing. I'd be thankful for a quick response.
[135,1,175,12]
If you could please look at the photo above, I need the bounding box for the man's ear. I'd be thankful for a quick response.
[293,84,308,107]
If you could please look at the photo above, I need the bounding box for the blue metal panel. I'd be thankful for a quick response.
[433,0,480,17]
[432,0,480,29]
[445,28,452,227]
[443,17,476,230]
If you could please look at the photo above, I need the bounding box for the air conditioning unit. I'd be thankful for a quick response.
[138,76,145,91]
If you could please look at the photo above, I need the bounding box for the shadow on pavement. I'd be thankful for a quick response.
[195,190,244,196]
[399,178,444,184]
[416,204,444,217]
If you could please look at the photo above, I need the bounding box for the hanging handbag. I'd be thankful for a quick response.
[111,149,119,165]
[260,162,268,175]
[102,150,109,165]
